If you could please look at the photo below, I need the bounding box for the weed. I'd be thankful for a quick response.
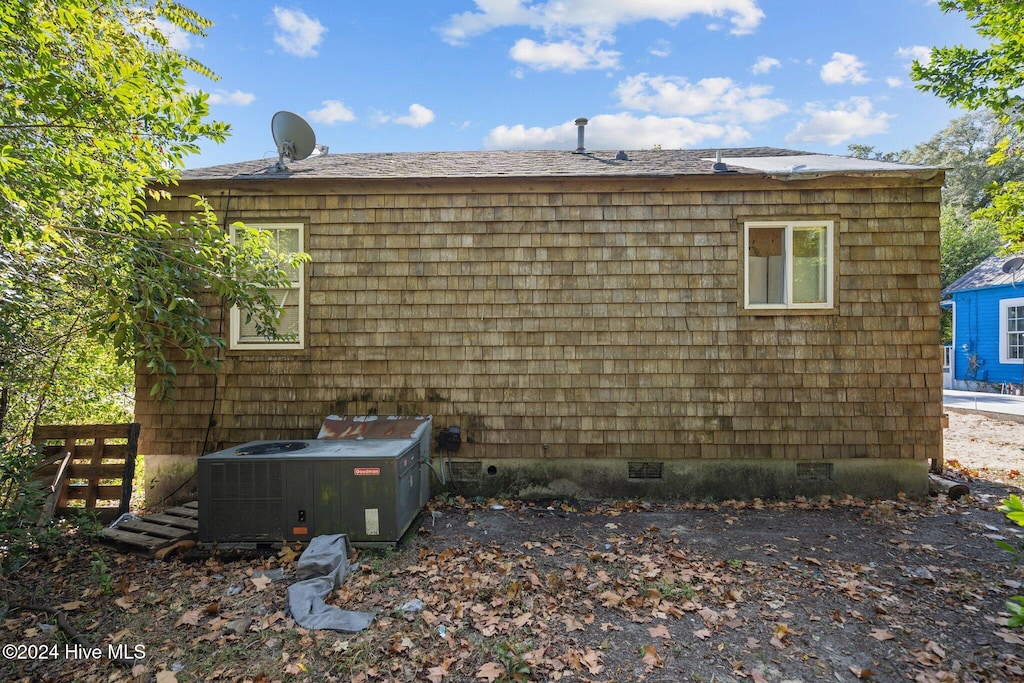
[996,494,1024,627]
[0,443,59,574]
[492,638,533,682]
[90,551,114,595]
[649,579,697,601]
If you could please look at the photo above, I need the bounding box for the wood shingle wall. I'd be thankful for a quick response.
[137,173,942,496]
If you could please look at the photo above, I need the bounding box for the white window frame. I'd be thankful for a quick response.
[999,297,1024,364]
[743,220,834,310]
[229,222,305,351]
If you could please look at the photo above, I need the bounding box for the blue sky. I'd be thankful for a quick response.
[172,0,985,169]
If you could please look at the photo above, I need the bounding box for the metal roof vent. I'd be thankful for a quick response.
[712,150,737,174]
[574,117,588,153]
[616,150,628,161]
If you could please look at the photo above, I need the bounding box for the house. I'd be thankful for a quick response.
[136,142,944,503]
[943,252,1024,391]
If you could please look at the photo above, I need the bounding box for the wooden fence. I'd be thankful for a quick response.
[31,423,140,524]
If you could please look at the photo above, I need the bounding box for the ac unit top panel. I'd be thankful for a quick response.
[199,438,418,462]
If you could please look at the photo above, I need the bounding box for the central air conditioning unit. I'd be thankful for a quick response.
[198,415,432,547]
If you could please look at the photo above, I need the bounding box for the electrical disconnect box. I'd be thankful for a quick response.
[198,415,431,547]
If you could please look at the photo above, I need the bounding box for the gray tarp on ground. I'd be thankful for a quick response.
[286,534,375,632]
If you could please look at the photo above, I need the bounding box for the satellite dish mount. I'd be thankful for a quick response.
[1003,257,1024,288]
[271,111,316,172]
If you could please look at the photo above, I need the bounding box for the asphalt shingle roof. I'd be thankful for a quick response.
[944,252,1024,295]
[180,147,935,182]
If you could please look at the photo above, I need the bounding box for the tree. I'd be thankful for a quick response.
[0,0,302,440]
[939,207,1001,290]
[911,0,1024,247]
[902,110,1024,214]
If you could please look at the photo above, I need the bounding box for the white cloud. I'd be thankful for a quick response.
[615,73,788,124]
[307,100,355,125]
[394,104,436,128]
[785,97,892,146]
[154,17,192,51]
[886,77,903,88]
[483,113,748,150]
[440,0,765,45]
[751,56,780,75]
[509,37,620,71]
[897,45,931,68]
[442,1,763,76]
[820,52,869,85]
[649,39,671,58]
[207,90,256,106]
[272,7,326,58]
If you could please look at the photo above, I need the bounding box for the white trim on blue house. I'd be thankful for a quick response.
[999,296,1024,364]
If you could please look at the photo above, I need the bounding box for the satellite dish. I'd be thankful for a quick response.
[271,111,316,171]
[1003,257,1024,288]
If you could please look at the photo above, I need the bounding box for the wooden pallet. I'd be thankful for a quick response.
[31,423,141,525]
[100,501,198,558]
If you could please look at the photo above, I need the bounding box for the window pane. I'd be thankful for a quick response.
[748,227,785,305]
[272,228,302,282]
[238,287,300,342]
[1010,306,1024,359]
[792,226,827,304]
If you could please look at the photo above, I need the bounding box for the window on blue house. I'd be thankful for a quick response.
[999,297,1024,363]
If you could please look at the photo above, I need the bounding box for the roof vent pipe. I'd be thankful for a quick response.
[712,150,729,173]
[574,117,588,153]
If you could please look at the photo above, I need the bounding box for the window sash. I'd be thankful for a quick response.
[1008,304,1024,360]
[229,223,305,350]
[745,221,833,310]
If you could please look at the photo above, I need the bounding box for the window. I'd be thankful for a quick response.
[1000,297,1024,364]
[744,221,833,309]
[229,223,305,350]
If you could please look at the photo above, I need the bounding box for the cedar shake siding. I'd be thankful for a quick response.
[137,148,944,501]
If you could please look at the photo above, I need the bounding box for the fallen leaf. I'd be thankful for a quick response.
[175,609,203,627]
[996,629,1024,645]
[155,671,178,683]
[641,644,663,668]
[60,601,85,611]
[563,615,585,632]
[868,628,895,642]
[250,576,272,591]
[476,661,505,682]
[581,649,604,675]
[693,628,712,640]
[648,624,671,639]
[512,613,532,628]
[849,666,876,679]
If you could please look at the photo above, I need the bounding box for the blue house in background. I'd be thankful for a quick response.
[943,253,1024,391]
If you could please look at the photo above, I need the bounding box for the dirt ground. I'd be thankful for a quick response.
[2,410,1024,683]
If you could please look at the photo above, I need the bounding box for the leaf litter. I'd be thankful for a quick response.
[2,413,1024,681]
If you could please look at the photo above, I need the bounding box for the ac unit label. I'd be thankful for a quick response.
[354,467,381,476]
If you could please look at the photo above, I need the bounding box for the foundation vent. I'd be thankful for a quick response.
[450,461,482,482]
[795,462,833,482]
[628,462,664,480]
